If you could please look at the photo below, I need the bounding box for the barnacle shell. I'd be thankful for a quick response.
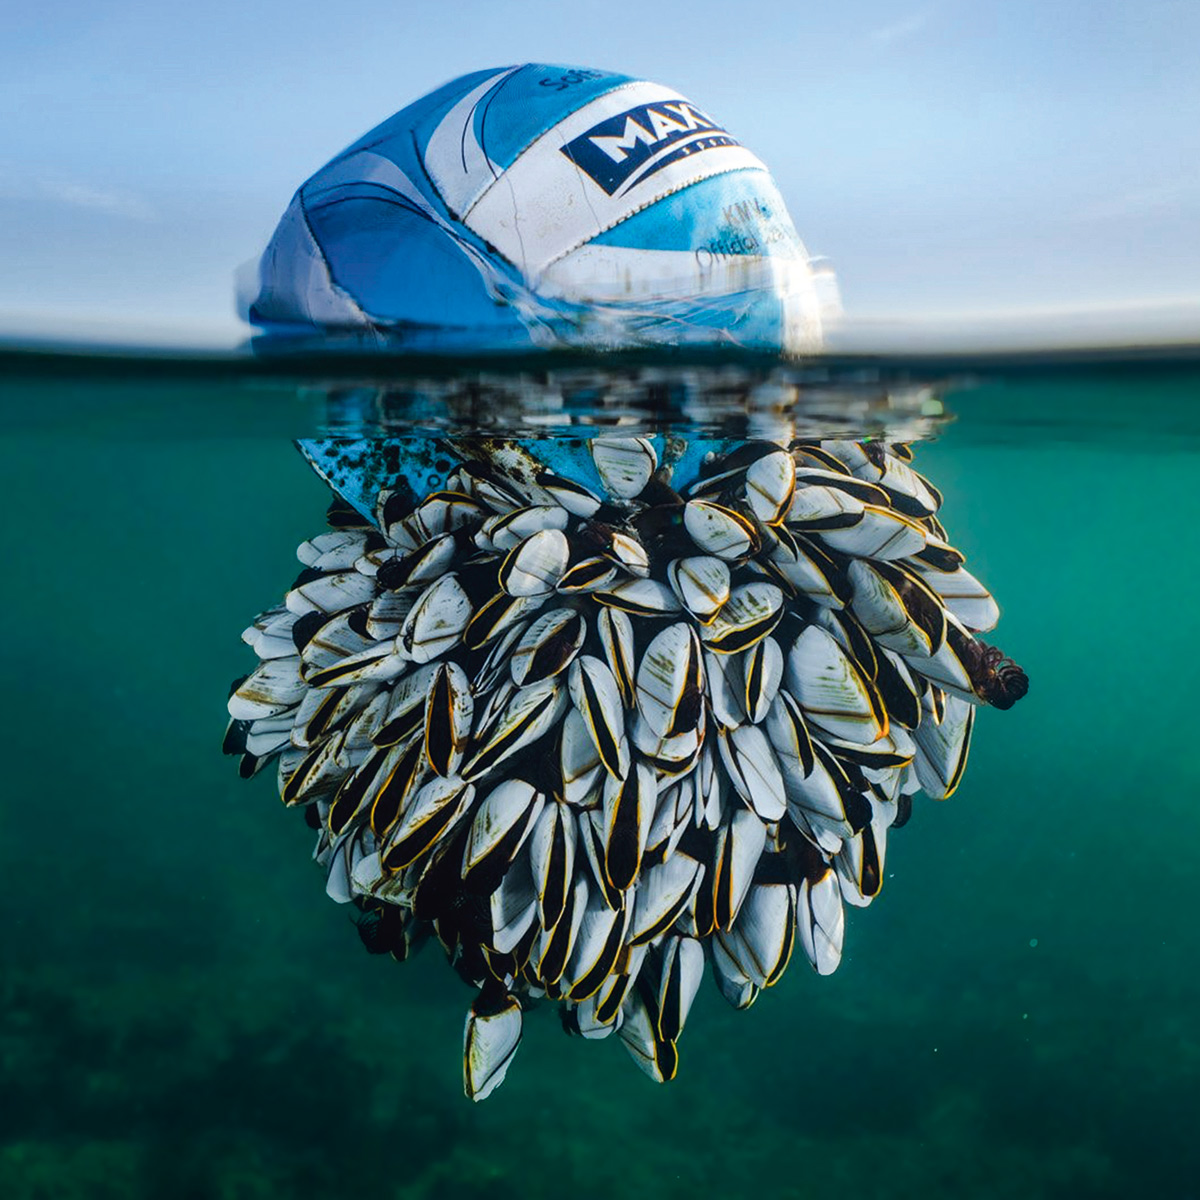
[226,436,1026,1099]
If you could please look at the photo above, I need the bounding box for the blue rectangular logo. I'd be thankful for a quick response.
[561,100,740,196]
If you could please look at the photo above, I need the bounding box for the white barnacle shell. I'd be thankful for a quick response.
[227,434,1024,1100]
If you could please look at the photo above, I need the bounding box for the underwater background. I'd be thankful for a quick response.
[2,351,1198,1199]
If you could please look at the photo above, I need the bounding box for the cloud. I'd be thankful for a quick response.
[0,173,155,220]
[1075,184,1189,222]
[870,7,934,45]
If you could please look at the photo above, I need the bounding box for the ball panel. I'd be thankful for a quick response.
[461,82,768,278]
[305,195,513,330]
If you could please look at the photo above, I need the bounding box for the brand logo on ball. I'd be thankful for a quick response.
[561,100,740,196]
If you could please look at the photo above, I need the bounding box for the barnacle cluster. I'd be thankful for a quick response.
[225,436,1026,1099]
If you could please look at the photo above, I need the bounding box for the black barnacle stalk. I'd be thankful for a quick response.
[968,643,1030,711]
[226,435,1026,1100]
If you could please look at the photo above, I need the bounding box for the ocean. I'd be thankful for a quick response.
[1,346,1197,1199]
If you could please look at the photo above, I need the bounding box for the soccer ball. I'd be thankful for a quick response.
[244,64,828,354]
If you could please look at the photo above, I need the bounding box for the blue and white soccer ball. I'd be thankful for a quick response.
[244,64,831,354]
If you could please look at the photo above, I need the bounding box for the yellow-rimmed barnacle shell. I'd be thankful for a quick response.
[225,435,1027,1100]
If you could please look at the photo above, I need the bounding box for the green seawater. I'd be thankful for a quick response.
[2,350,1198,1200]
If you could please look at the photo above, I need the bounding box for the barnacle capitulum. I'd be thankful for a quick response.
[225,436,1027,1099]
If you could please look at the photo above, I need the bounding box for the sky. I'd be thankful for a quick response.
[1,0,1198,349]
